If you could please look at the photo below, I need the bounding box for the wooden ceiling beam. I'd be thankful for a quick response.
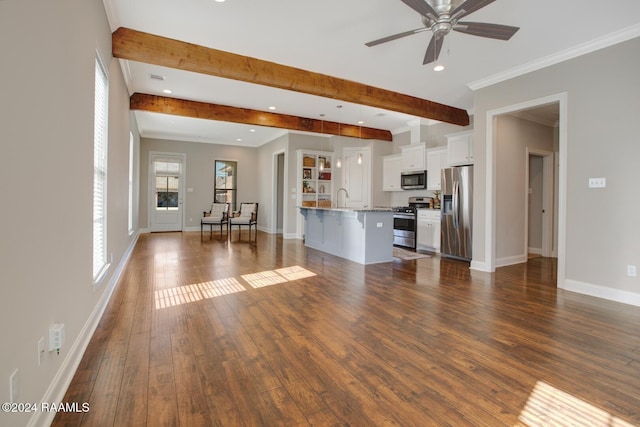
[113,27,470,127]
[130,93,393,141]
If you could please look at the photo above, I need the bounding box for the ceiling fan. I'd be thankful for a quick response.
[366,0,519,65]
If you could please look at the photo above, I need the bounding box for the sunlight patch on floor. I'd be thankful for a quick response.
[517,381,635,427]
[155,277,245,309]
[154,266,316,308]
[243,266,316,288]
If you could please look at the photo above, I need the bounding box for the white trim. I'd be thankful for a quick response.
[469,23,640,91]
[562,279,640,308]
[470,260,488,271]
[528,247,542,255]
[29,232,139,427]
[496,254,528,268]
[484,93,568,288]
[148,152,186,232]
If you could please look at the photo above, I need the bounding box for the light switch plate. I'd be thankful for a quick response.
[588,177,606,188]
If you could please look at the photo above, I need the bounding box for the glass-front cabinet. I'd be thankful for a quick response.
[297,150,333,208]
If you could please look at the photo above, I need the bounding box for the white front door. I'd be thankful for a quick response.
[150,153,185,232]
[343,147,371,209]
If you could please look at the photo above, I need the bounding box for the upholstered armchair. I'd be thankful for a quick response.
[229,202,258,240]
[201,202,229,239]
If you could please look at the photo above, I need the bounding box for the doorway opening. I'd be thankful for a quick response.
[485,93,567,287]
[272,150,286,235]
[149,152,185,232]
[526,149,555,259]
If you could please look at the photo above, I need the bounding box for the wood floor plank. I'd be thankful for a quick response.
[52,231,640,426]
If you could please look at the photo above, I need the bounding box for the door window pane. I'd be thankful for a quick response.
[156,176,179,210]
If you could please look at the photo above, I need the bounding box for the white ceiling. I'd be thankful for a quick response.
[104,0,640,146]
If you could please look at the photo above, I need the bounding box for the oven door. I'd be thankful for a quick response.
[393,213,416,249]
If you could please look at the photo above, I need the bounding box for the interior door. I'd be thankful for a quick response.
[343,147,371,208]
[150,153,184,232]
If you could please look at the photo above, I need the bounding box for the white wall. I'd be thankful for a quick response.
[473,37,640,304]
[0,0,139,425]
[139,138,260,231]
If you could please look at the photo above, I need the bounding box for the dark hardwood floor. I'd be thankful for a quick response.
[53,231,640,426]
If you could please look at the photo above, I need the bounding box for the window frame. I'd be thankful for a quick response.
[93,53,110,285]
[214,160,238,212]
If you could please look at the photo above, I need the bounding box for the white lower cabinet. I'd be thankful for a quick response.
[416,209,440,252]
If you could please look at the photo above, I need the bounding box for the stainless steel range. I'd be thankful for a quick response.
[392,206,416,249]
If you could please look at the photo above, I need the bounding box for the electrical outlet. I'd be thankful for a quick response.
[9,369,18,403]
[627,265,637,277]
[49,323,65,353]
[38,337,45,366]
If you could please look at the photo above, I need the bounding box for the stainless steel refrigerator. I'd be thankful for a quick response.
[441,165,473,261]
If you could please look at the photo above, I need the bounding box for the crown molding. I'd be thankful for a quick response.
[468,23,640,91]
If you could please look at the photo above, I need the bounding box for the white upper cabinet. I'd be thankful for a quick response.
[401,143,426,171]
[447,131,474,166]
[383,154,403,191]
[426,147,447,191]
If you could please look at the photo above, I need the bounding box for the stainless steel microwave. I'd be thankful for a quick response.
[401,171,427,190]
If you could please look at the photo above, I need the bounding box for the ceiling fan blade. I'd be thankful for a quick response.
[451,0,496,20]
[365,27,428,47]
[401,0,439,19]
[423,35,444,65]
[453,22,519,40]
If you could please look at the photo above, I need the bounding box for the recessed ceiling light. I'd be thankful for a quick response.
[250,129,256,132]
[268,106,276,110]
[236,138,242,142]
[150,74,165,81]
[162,89,172,94]
[357,120,364,125]
[433,64,445,72]
[214,0,226,2]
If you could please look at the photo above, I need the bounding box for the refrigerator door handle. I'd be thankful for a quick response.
[453,180,459,229]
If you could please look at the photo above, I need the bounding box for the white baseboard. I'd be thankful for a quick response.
[528,247,542,255]
[561,279,640,307]
[29,232,140,427]
[470,260,490,272]
[283,233,302,240]
[496,253,528,268]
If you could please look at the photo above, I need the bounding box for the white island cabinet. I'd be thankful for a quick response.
[299,207,393,264]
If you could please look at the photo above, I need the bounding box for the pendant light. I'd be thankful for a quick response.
[357,121,363,165]
[335,105,342,168]
[319,114,325,172]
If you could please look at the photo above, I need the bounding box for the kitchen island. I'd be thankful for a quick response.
[299,207,393,264]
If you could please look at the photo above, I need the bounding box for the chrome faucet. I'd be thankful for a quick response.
[336,188,349,208]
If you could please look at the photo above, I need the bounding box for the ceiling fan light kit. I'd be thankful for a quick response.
[366,0,519,66]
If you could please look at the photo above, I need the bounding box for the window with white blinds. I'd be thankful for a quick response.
[93,55,109,282]
[128,132,134,235]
